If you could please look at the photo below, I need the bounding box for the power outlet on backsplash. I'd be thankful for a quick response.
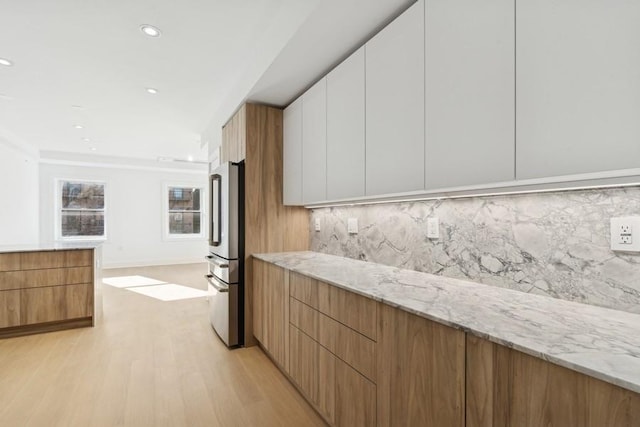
[347,218,358,234]
[610,217,640,252]
[427,217,439,239]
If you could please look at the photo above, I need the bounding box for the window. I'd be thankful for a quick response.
[58,180,106,239]
[166,185,203,238]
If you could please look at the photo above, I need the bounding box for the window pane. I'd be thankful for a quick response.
[61,211,105,236]
[169,212,201,234]
[62,182,104,209]
[168,187,200,211]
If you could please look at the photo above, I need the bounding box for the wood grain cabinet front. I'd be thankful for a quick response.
[0,290,21,328]
[289,278,377,426]
[20,283,92,325]
[0,249,95,338]
[377,303,466,427]
[252,259,289,372]
[466,335,640,427]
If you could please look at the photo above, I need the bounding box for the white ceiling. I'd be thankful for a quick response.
[0,0,414,164]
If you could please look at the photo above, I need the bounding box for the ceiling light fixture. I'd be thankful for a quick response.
[83,138,91,143]
[74,124,83,129]
[0,58,13,67]
[90,147,97,151]
[146,87,158,94]
[140,25,161,38]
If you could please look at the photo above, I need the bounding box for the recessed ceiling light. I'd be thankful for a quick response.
[74,124,83,129]
[187,155,194,162]
[83,138,91,143]
[140,25,161,38]
[0,58,13,67]
[146,87,158,94]
[90,147,97,151]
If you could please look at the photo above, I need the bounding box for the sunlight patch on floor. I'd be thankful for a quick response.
[102,275,166,288]
[103,276,208,301]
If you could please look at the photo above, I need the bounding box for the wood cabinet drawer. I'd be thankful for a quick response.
[290,271,319,308]
[290,324,319,404]
[319,281,377,341]
[20,250,92,270]
[0,267,92,291]
[335,358,376,427]
[291,295,376,383]
[0,253,21,272]
[0,290,21,328]
[290,297,318,340]
[20,283,92,325]
[319,312,376,383]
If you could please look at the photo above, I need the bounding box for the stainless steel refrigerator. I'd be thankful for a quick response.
[206,161,244,347]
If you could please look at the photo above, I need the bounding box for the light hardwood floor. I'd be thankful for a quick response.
[0,263,325,427]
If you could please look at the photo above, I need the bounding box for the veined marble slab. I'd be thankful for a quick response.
[253,251,640,395]
[310,186,640,314]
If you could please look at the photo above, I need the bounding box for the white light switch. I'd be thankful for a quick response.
[314,218,321,232]
[347,218,358,234]
[427,217,439,239]
[610,217,640,252]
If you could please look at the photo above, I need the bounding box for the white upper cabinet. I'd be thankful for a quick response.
[516,0,640,180]
[302,78,327,204]
[424,0,515,189]
[283,97,303,205]
[365,0,425,196]
[326,47,366,200]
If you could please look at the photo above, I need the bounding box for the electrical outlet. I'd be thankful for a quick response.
[314,218,321,232]
[610,217,640,252]
[427,217,439,239]
[347,218,358,234]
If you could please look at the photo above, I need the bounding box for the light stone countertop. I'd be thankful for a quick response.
[253,251,640,395]
[0,242,101,254]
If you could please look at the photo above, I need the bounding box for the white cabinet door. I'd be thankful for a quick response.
[302,78,327,203]
[516,0,640,179]
[425,0,514,189]
[283,97,303,205]
[327,47,366,200]
[365,0,425,196]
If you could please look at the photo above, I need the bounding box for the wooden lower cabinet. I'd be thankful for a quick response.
[466,335,640,427]
[253,259,289,371]
[252,259,264,343]
[0,290,21,328]
[21,283,92,324]
[335,357,376,426]
[264,264,640,427]
[377,303,466,427]
[289,324,372,426]
[290,325,319,404]
[318,345,336,424]
[0,249,96,338]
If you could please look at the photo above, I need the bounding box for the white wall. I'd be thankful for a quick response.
[0,138,39,246]
[39,156,208,268]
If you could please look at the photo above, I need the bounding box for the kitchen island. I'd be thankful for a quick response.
[253,251,640,427]
[0,244,101,338]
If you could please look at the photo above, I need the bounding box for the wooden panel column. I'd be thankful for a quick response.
[238,103,309,347]
[377,303,465,427]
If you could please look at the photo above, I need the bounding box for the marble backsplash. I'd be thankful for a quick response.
[309,186,640,314]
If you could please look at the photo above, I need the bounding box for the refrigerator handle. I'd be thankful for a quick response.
[210,173,222,246]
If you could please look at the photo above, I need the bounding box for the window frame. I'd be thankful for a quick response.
[55,178,107,241]
[162,182,206,241]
